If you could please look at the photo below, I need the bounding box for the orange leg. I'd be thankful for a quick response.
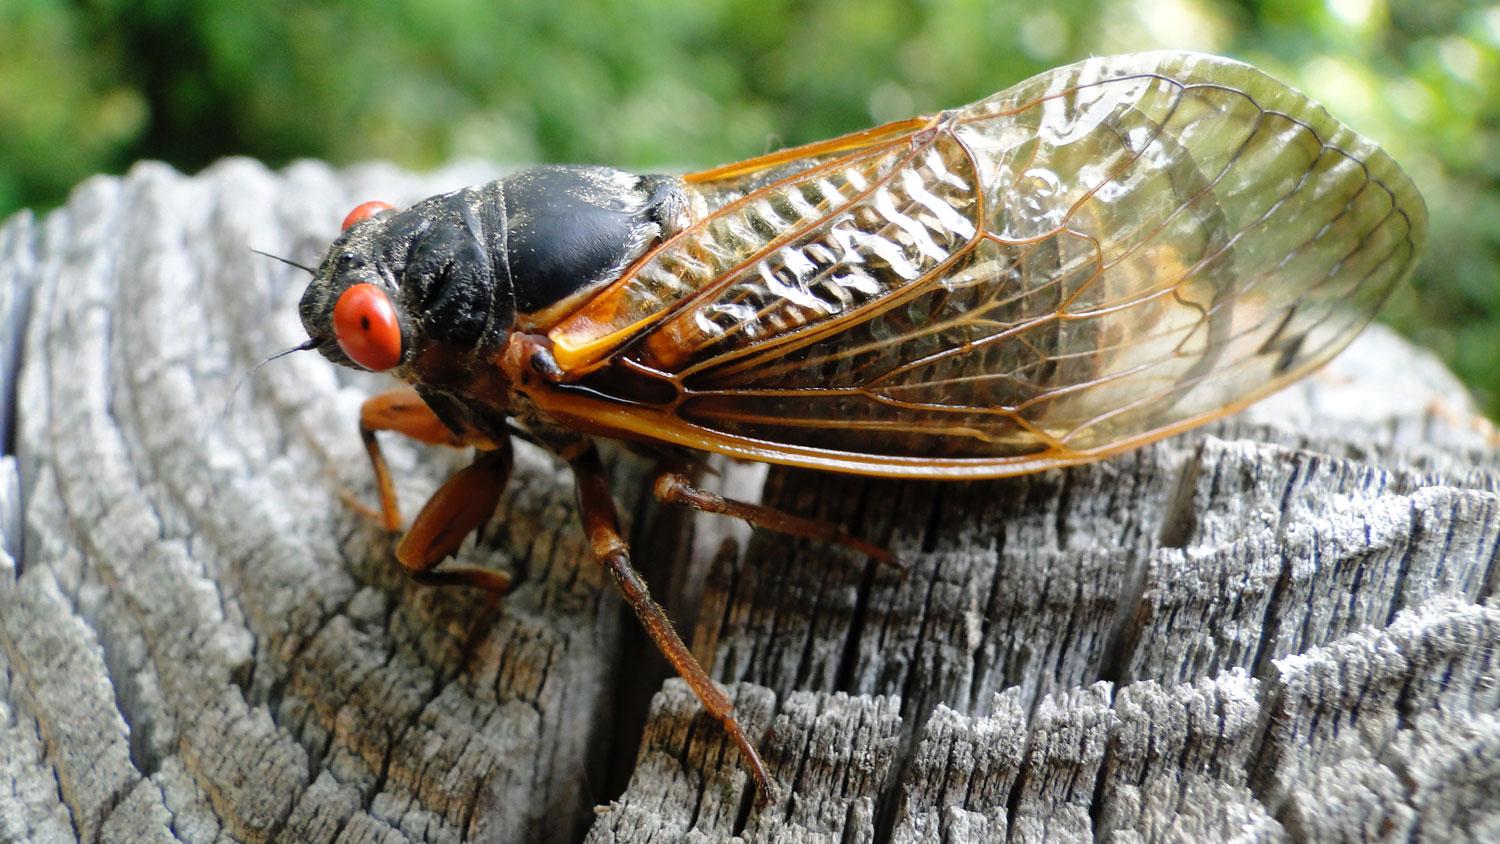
[357,393,778,797]
[359,388,471,530]
[395,446,514,593]
[571,444,781,801]
[357,389,513,593]
[652,463,896,567]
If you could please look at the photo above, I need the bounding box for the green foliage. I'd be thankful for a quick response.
[3,0,1497,413]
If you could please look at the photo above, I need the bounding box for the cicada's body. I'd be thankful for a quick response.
[293,51,1426,799]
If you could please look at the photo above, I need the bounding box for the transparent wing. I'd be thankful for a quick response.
[541,51,1427,476]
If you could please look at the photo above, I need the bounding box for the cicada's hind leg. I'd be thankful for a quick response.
[650,459,896,567]
[568,441,781,801]
[356,388,514,594]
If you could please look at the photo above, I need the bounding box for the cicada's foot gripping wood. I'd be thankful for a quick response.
[573,445,782,803]
[651,466,897,569]
[358,389,515,594]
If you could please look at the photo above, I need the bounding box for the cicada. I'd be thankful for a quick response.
[292,51,1426,798]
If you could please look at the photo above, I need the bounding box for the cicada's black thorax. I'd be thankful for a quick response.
[300,165,689,369]
[501,166,690,317]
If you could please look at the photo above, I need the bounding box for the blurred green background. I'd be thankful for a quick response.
[3,0,1497,413]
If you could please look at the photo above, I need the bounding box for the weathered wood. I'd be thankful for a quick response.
[1,161,1497,843]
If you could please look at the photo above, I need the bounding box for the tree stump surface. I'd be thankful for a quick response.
[2,160,1498,844]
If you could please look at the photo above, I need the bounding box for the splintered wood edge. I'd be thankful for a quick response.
[594,599,1499,843]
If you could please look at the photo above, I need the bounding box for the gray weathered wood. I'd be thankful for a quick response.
[2,161,1497,843]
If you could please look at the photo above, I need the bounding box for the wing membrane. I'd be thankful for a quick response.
[539,51,1427,477]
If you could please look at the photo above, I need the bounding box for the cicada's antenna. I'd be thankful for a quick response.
[223,338,321,419]
[250,248,317,276]
[221,247,322,416]
[250,338,320,374]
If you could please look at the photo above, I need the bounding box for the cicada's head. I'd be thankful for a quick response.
[298,167,689,384]
[298,182,516,379]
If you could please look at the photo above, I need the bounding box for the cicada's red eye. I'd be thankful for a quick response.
[341,200,394,231]
[333,283,402,371]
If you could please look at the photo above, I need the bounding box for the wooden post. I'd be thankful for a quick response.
[2,160,1497,843]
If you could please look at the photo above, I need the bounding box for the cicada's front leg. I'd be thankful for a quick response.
[357,388,514,594]
[568,441,781,801]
